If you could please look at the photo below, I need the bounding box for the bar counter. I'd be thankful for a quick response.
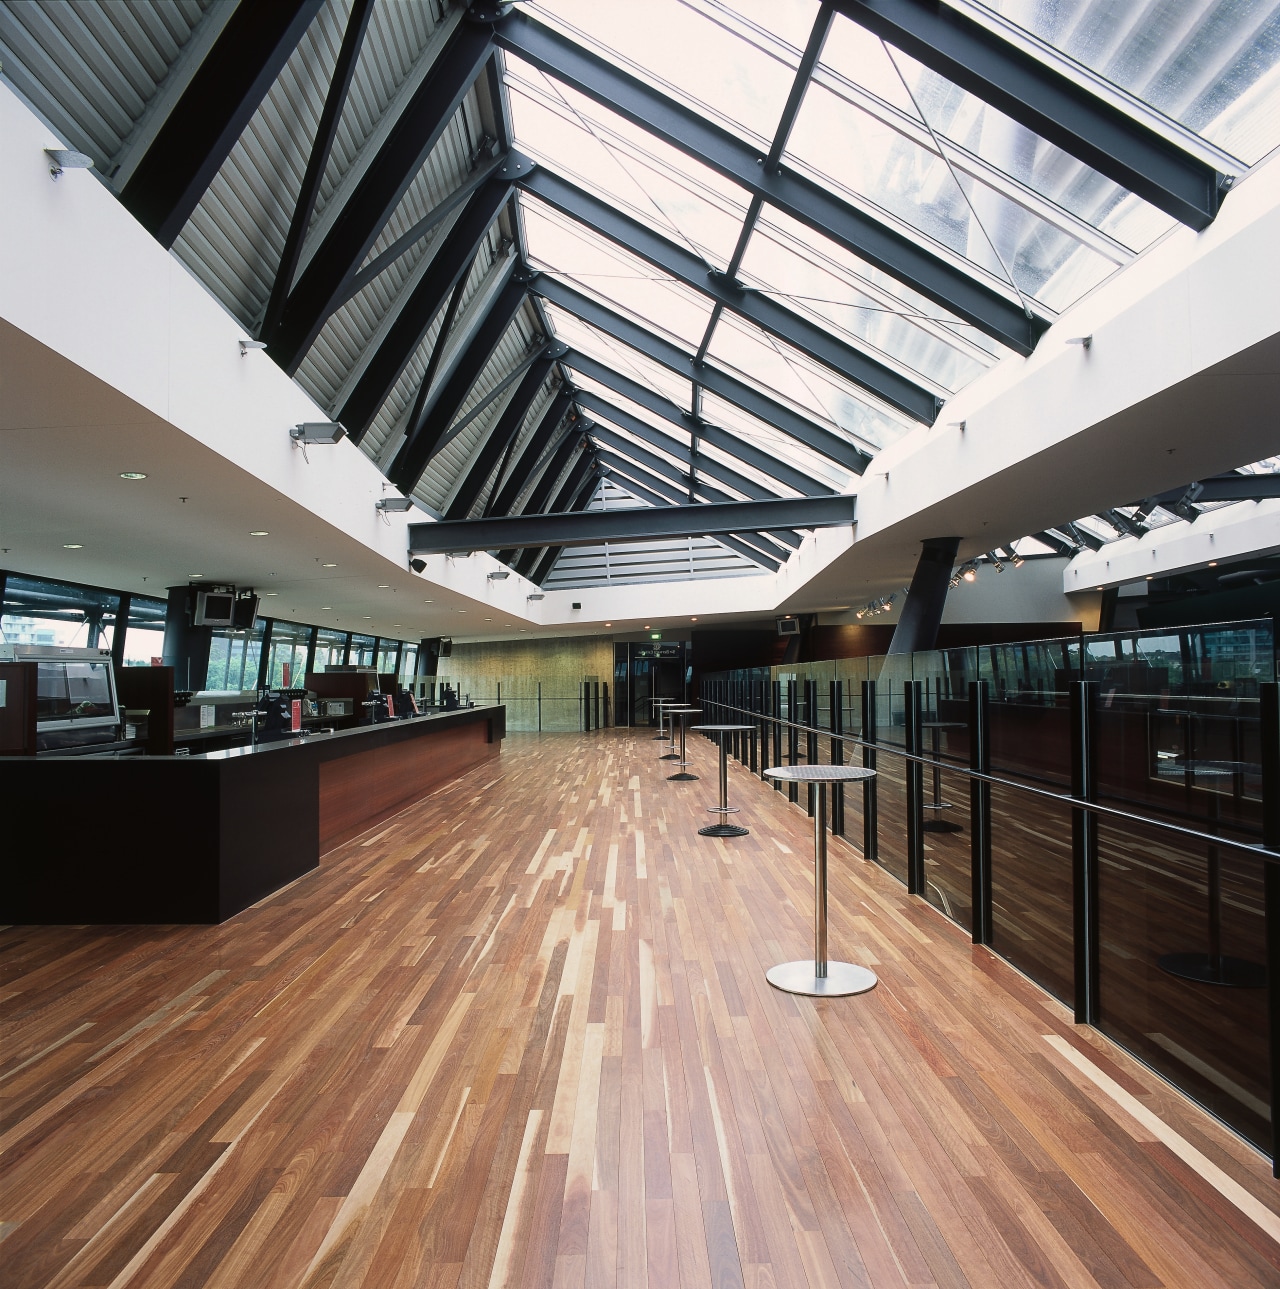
[2,704,504,924]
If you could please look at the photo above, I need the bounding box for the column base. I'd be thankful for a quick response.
[667,772,699,781]
[766,961,877,997]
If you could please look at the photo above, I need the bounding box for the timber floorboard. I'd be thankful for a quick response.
[1,728,1278,1289]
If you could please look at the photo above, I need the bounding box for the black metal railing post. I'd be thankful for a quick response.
[969,680,992,945]
[805,678,819,817]
[537,681,542,732]
[787,680,799,804]
[862,679,878,863]
[772,680,783,790]
[1070,680,1100,1026]
[905,680,925,896]
[1261,680,1279,1177]
[830,679,845,837]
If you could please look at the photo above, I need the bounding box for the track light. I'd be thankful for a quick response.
[962,563,978,582]
[986,551,1004,572]
[45,147,93,179]
[1013,553,1025,568]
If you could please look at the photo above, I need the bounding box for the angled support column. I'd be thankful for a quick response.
[887,536,960,655]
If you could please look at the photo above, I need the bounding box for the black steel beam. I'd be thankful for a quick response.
[270,22,497,370]
[829,0,1225,230]
[409,495,856,553]
[595,454,785,569]
[445,356,554,519]
[389,271,528,491]
[520,167,939,423]
[493,9,1047,354]
[535,277,870,473]
[487,390,576,516]
[561,351,833,496]
[336,171,524,440]
[496,424,587,564]
[529,466,601,585]
[578,391,793,508]
[1150,473,1280,505]
[589,430,799,551]
[261,0,374,344]
[519,453,598,578]
[1033,529,1075,556]
[120,0,324,248]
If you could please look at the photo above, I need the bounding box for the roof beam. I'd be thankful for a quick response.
[119,0,324,248]
[409,495,857,553]
[594,453,787,568]
[444,355,555,519]
[1149,473,1280,506]
[560,351,834,496]
[588,428,800,550]
[269,22,497,371]
[486,390,576,516]
[535,277,869,474]
[595,465,782,571]
[520,166,939,423]
[336,174,521,441]
[493,8,1047,354]
[519,453,599,579]
[828,0,1225,231]
[578,391,796,508]
[497,422,588,565]
[389,271,529,491]
[260,0,374,344]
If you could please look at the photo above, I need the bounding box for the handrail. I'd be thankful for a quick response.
[703,697,1280,867]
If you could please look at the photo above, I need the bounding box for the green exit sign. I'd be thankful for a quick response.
[650,632,661,640]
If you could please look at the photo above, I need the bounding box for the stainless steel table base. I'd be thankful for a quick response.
[922,721,964,833]
[766,961,877,997]
[694,723,752,837]
[667,708,700,782]
[762,768,878,999]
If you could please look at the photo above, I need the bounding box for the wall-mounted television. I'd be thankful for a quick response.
[777,617,801,636]
[194,589,236,627]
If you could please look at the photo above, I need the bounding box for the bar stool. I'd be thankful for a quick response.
[659,701,684,761]
[921,719,966,833]
[665,707,701,781]
[763,763,878,997]
[691,724,753,836]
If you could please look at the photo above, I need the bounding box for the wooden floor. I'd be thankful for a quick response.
[3,728,1279,1288]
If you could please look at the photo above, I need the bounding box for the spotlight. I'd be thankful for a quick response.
[1013,554,1025,568]
[986,551,1004,572]
[290,422,345,444]
[962,564,977,582]
[487,570,510,580]
[409,558,427,573]
[375,496,413,512]
[527,592,545,601]
[1065,335,1092,349]
[45,147,93,179]
[239,339,268,356]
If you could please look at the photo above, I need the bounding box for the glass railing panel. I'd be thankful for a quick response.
[922,762,971,930]
[1097,817,1270,1154]
[988,784,1075,1005]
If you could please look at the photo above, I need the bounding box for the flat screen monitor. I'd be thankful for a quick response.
[194,590,235,627]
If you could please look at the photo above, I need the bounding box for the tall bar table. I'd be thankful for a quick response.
[692,724,754,836]
[665,707,702,782]
[764,764,878,997]
[651,697,676,742]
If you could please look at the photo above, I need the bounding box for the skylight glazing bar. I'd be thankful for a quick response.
[492,8,1048,354]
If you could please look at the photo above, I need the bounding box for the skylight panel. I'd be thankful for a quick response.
[522,0,798,145]
[706,313,912,454]
[522,200,716,347]
[504,64,748,267]
[976,0,1280,166]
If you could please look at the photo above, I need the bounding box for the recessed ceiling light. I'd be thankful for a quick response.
[119,471,147,481]
[362,615,371,619]
[322,562,338,568]
[691,617,698,621]
[394,624,401,628]
[423,599,433,603]
[265,591,279,596]
[190,572,203,577]
[604,622,612,627]
[62,542,83,549]
[1208,561,1218,567]
[457,610,466,613]
[484,617,492,622]
[321,606,332,610]
[250,530,269,537]
[377,584,390,588]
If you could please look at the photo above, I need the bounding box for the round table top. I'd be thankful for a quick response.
[668,707,702,716]
[692,724,754,733]
[765,764,876,783]
[922,720,966,729]
[1157,758,1254,778]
